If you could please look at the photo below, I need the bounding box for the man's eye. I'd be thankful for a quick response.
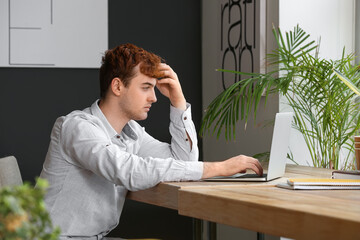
[142,87,150,90]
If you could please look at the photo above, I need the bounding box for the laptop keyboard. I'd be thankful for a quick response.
[235,173,267,178]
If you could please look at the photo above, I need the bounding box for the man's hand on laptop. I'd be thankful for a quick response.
[202,155,263,179]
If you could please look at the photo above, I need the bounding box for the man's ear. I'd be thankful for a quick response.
[110,78,124,96]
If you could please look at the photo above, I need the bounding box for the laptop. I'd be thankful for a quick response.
[204,112,293,182]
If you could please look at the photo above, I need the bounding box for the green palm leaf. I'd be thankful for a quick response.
[333,69,360,96]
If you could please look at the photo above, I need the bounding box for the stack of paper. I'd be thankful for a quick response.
[277,178,360,190]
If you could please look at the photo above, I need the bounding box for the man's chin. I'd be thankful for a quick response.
[133,114,148,121]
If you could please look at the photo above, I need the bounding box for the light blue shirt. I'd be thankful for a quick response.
[39,100,203,238]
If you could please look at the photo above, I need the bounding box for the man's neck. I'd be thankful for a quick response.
[98,98,128,134]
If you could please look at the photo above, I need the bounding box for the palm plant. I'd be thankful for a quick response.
[200,25,360,170]
[334,69,360,96]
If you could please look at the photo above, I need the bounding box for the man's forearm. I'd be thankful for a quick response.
[171,97,186,111]
[202,162,223,179]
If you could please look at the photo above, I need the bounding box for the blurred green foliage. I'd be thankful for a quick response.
[0,178,60,240]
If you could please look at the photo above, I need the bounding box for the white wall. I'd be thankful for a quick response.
[279,0,356,166]
[280,0,355,60]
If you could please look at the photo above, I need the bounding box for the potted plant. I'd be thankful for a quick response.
[200,25,360,170]
[0,178,60,240]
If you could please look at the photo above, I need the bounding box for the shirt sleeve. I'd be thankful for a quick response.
[137,103,199,161]
[59,114,203,192]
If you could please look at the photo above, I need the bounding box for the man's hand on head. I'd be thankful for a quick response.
[156,63,187,111]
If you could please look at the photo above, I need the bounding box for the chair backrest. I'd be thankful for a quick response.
[0,156,23,188]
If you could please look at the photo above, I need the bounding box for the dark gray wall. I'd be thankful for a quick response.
[108,1,202,239]
[0,1,201,239]
[109,0,202,147]
[0,68,99,181]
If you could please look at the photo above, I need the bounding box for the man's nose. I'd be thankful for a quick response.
[149,90,157,103]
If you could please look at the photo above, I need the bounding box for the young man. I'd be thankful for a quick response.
[40,43,262,239]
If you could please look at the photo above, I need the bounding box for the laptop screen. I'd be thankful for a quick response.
[266,112,293,180]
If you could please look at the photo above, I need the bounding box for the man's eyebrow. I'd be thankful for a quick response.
[142,82,155,87]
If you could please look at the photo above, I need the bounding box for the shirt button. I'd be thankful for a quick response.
[185,138,189,141]
[184,116,187,120]
[116,135,120,139]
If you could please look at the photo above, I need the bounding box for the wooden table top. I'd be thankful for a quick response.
[127,164,360,239]
[178,185,360,240]
[126,164,333,209]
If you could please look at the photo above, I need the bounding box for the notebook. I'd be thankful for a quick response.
[277,178,360,190]
[204,112,293,182]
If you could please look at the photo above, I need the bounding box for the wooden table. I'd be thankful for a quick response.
[127,165,360,240]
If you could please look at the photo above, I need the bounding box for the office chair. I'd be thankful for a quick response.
[0,155,23,188]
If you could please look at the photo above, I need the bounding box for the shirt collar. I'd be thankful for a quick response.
[90,99,138,140]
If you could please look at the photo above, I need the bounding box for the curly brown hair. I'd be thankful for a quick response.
[99,43,164,98]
